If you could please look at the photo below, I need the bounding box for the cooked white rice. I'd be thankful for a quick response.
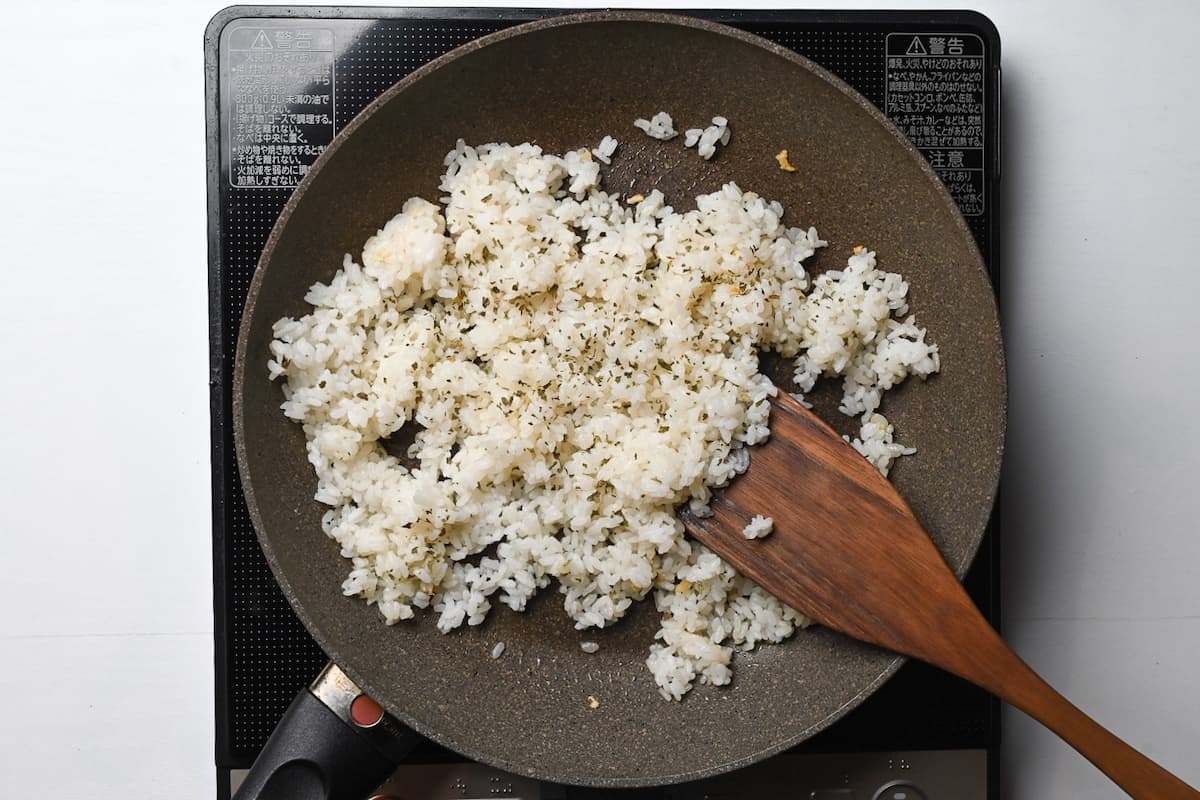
[684,116,731,160]
[490,641,505,659]
[743,515,774,539]
[792,247,940,416]
[846,413,915,477]
[633,111,678,141]
[580,641,600,654]
[591,135,618,165]
[268,139,938,700]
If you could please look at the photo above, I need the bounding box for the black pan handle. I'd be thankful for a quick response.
[233,662,421,800]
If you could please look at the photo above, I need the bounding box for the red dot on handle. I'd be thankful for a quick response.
[350,694,385,727]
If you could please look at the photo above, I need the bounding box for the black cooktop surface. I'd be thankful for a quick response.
[206,3,1001,782]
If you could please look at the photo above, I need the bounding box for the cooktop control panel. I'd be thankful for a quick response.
[230,749,986,799]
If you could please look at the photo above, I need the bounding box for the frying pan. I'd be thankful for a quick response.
[233,11,1005,798]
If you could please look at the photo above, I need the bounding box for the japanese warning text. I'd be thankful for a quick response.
[885,33,987,216]
[225,27,335,188]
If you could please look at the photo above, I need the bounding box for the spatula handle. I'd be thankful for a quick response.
[943,621,1199,799]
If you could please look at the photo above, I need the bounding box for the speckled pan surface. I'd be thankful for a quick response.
[233,11,1006,787]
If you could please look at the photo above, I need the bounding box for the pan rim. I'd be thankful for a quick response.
[233,9,1006,787]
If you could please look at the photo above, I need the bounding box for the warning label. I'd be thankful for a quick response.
[885,33,986,216]
[224,27,336,188]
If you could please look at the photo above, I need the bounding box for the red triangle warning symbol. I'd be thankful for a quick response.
[905,36,927,55]
[251,30,273,50]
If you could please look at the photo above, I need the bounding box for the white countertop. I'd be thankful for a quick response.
[0,1,1196,797]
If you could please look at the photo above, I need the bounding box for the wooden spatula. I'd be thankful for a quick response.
[680,392,1198,799]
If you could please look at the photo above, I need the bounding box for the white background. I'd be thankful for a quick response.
[0,1,1196,797]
